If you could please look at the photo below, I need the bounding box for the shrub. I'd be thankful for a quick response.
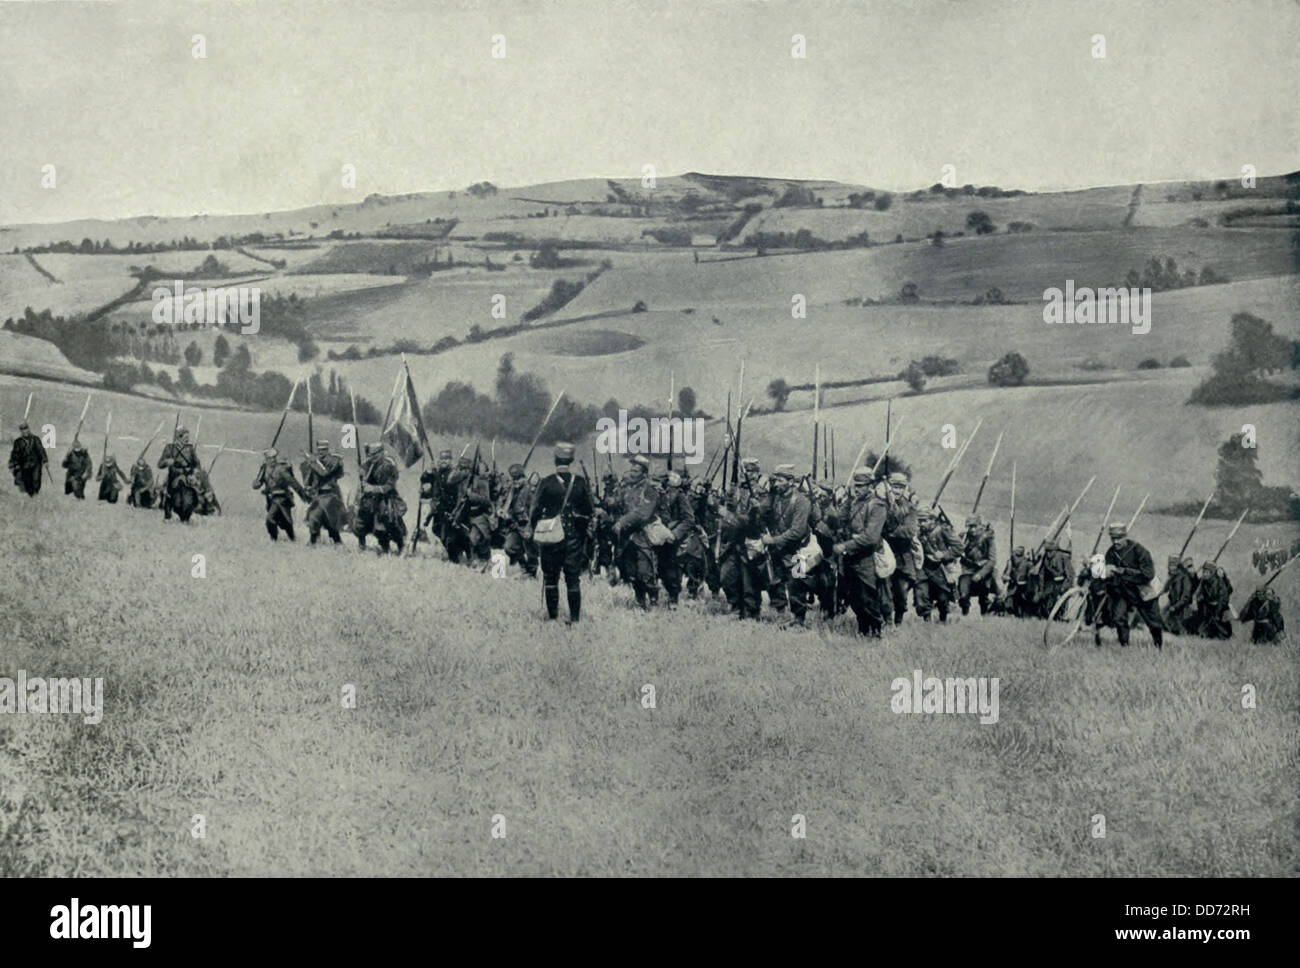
[1169,355,1192,368]
[988,352,1029,387]
[1136,358,1161,369]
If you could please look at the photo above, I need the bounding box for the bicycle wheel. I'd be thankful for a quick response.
[1043,586,1088,650]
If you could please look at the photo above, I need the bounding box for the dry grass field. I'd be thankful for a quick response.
[1,471,1296,877]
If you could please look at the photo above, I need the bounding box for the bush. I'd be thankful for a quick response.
[1169,355,1192,368]
[155,370,175,394]
[988,352,1029,387]
[899,282,919,304]
[874,193,893,211]
[1136,358,1162,369]
[184,340,202,366]
[966,211,996,235]
[902,362,926,393]
[523,278,585,322]
[102,361,139,393]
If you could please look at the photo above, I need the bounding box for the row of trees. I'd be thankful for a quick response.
[1123,255,1228,292]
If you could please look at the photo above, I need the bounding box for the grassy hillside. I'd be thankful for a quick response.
[1,478,1295,876]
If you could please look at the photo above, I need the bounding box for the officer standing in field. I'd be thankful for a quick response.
[300,439,346,545]
[528,442,593,623]
[8,421,47,497]
[253,447,307,541]
[61,439,92,499]
[1098,522,1164,648]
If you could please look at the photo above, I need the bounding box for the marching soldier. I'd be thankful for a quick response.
[1162,555,1197,635]
[831,467,888,638]
[8,421,47,497]
[1239,586,1284,643]
[61,439,92,499]
[527,442,593,623]
[420,449,456,543]
[301,439,346,544]
[1097,522,1164,648]
[718,458,769,620]
[443,455,491,564]
[653,470,695,608]
[611,457,660,608]
[157,426,199,520]
[1037,537,1072,618]
[915,507,964,622]
[958,514,997,616]
[614,455,661,610]
[501,463,538,577]
[881,471,919,625]
[1190,562,1232,639]
[96,454,129,503]
[128,457,156,509]
[253,447,307,541]
[355,442,406,554]
[1000,546,1032,617]
[681,478,714,599]
[762,464,812,625]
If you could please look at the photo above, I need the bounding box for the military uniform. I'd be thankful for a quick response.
[443,457,491,564]
[8,424,47,497]
[1162,557,1197,634]
[718,473,769,619]
[958,517,997,616]
[529,443,594,622]
[763,466,813,622]
[1190,564,1232,639]
[1037,540,1073,618]
[881,474,919,624]
[96,456,129,503]
[615,458,662,609]
[355,445,406,553]
[1000,547,1033,617]
[158,432,200,520]
[128,459,156,508]
[501,466,538,576]
[421,452,456,545]
[916,511,964,621]
[833,472,887,637]
[253,450,307,541]
[61,442,92,499]
[1239,587,1283,643]
[653,472,696,606]
[1100,525,1164,647]
[301,443,346,544]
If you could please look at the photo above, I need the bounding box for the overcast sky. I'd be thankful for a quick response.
[2,0,1296,224]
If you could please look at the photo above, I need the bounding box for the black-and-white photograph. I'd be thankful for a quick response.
[1,0,1296,899]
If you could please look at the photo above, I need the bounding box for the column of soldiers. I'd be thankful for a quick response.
[6,416,1290,644]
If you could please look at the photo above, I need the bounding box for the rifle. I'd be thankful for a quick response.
[870,414,906,478]
[731,361,744,486]
[208,439,226,473]
[1008,460,1016,550]
[969,429,1004,515]
[348,384,362,471]
[811,363,819,481]
[1262,553,1298,588]
[1177,490,1214,558]
[930,417,982,508]
[72,392,92,446]
[1126,492,1149,532]
[1033,476,1096,566]
[521,390,565,471]
[135,420,166,465]
[822,422,829,481]
[721,390,732,487]
[306,376,314,459]
[270,376,301,451]
[193,413,202,446]
[1092,484,1122,556]
[829,424,835,480]
[23,392,33,423]
[1210,507,1249,564]
[444,442,482,544]
[101,411,112,466]
[173,408,181,441]
[667,371,675,472]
